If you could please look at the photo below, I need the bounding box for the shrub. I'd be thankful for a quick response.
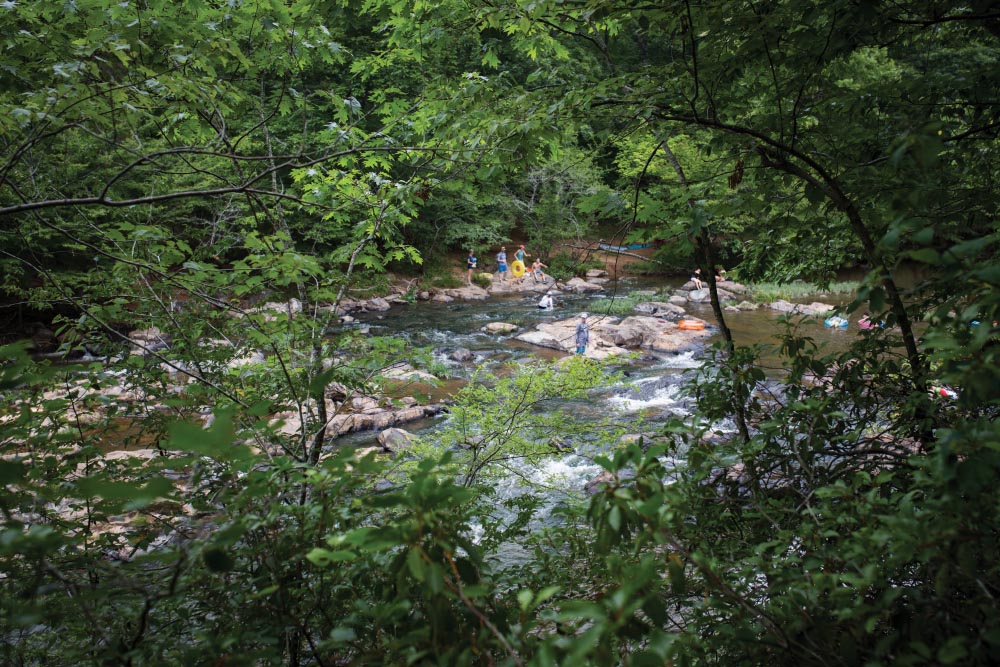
[546,251,605,280]
[623,259,669,276]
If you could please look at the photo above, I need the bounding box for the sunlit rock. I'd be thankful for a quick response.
[482,322,519,334]
[377,427,417,453]
[365,297,392,312]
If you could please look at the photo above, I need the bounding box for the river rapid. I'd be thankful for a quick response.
[338,277,859,540]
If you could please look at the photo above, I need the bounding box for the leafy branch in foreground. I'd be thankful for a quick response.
[409,357,626,486]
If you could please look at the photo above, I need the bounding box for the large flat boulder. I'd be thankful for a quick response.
[563,277,605,293]
[515,314,710,358]
[441,285,490,300]
[633,301,686,318]
[768,300,834,316]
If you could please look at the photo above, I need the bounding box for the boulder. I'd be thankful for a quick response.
[351,396,380,411]
[686,288,711,303]
[366,297,392,312]
[449,348,475,362]
[515,314,710,359]
[768,300,834,316]
[482,322,519,334]
[441,285,490,300]
[325,382,349,401]
[718,280,749,295]
[227,350,266,369]
[339,298,361,312]
[598,316,653,347]
[129,326,170,355]
[382,363,437,382]
[802,301,836,315]
[393,406,428,423]
[370,412,394,430]
[769,299,798,313]
[668,295,688,306]
[586,269,609,278]
[377,427,417,452]
[715,288,739,302]
[354,446,384,460]
[431,293,454,303]
[584,470,617,495]
[564,277,605,293]
[260,298,303,315]
[634,301,686,318]
[513,329,566,351]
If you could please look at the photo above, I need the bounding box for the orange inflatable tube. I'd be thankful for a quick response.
[677,319,706,331]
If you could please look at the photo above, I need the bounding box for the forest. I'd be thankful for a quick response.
[1,0,998,665]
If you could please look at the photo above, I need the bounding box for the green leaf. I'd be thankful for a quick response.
[406,548,426,581]
[607,505,622,531]
[937,636,968,664]
[306,548,358,566]
[908,248,940,265]
[203,546,235,573]
[165,410,251,463]
[0,459,27,485]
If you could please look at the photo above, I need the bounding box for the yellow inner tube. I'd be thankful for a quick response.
[510,260,526,278]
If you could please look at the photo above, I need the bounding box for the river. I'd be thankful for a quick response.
[337,277,860,525]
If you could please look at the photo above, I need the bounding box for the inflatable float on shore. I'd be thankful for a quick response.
[677,319,706,331]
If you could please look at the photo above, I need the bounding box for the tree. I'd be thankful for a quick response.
[3,0,1000,665]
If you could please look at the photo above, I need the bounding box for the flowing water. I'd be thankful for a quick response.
[338,278,860,514]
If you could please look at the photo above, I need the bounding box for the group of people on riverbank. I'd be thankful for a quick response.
[468,244,590,354]
[466,245,550,286]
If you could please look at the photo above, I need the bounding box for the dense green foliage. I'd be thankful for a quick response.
[1,0,998,665]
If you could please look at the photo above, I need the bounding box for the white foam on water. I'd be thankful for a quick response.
[608,382,684,412]
[529,456,602,487]
[659,350,703,369]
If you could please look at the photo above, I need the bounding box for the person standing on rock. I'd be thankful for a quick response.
[466,250,477,285]
[575,312,590,354]
[510,244,529,285]
[496,246,509,283]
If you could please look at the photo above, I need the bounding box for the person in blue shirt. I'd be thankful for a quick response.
[496,247,509,283]
[466,250,477,285]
